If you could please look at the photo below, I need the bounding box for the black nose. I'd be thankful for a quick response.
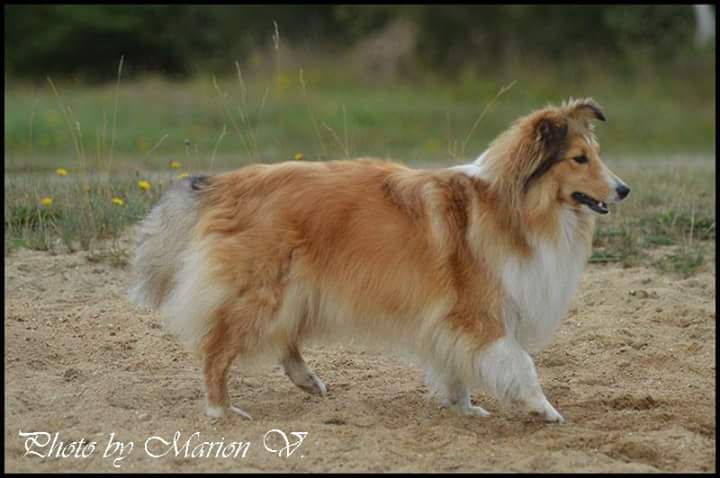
[616,184,630,199]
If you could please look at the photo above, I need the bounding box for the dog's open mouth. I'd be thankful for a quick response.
[571,192,609,214]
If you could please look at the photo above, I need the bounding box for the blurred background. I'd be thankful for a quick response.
[3,5,716,269]
[4,4,716,167]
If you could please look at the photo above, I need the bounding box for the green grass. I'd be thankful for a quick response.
[588,156,715,276]
[4,173,165,256]
[4,58,715,174]
[4,155,715,277]
[3,60,716,276]
[652,248,706,278]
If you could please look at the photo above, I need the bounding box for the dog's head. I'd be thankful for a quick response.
[487,98,629,215]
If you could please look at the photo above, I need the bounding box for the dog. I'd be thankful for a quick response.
[129,97,629,422]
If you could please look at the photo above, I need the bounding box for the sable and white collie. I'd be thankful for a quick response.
[129,98,629,422]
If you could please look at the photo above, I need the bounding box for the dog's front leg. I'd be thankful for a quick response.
[442,379,491,417]
[425,364,490,417]
[476,336,564,422]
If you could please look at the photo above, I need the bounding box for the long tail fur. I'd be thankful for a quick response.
[128,177,206,309]
[129,176,230,349]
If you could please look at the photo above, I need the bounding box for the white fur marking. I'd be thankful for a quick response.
[446,401,491,417]
[449,164,482,177]
[474,336,563,422]
[229,406,253,420]
[501,208,588,351]
[160,237,233,349]
[206,404,225,418]
[449,150,494,181]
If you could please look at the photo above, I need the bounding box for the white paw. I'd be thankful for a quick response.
[298,374,328,397]
[543,406,564,423]
[313,375,328,397]
[525,394,564,423]
[440,399,491,417]
[229,405,253,421]
[206,404,253,421]
[206,404,225,420]
[456,403,491,417]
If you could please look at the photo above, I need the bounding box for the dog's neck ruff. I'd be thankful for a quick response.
[450,152,592,351]
[449,150,493,180]
[500,208,589,351]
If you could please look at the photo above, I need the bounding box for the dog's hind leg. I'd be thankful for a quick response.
[202,319,253,421]
[281,344,327,396]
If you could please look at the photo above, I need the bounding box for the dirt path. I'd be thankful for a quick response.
[4,244,716,472]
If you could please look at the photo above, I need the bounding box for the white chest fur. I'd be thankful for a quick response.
[500,209,589,352]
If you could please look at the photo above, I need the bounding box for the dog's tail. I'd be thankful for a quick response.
[128,176,227,348]
[128,176,210,309]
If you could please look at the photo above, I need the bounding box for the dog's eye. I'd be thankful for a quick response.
[572,155,589,164]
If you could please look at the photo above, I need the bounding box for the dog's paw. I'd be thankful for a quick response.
[456,403,491,417]
[206,404,225,420]
[206,404,253,421]
[524,394,564,423]
[297,373,328,397]
[229,405,253,421]
[440,399,491,417]
[543,407,564,423]
[529,404,564,423]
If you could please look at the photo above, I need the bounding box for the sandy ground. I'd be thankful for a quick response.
[4,239,716,472]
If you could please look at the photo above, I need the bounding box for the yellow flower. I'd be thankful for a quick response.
[137,180,152,191]
[111,197,125,206]
[55,167,68,177]
[294,152,304,161]
[40,197,53,206]
[169,160,182,169]
[176,172,190,179]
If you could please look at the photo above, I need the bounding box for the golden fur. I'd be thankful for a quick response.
[129,97,628,421]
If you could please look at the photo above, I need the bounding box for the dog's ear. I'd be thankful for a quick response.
[522,115,568,189]
[535,115,568,152]
[522,100,604,191]
[567,97,606,123]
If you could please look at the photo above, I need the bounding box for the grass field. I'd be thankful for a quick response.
[4,62,716,277]
[4,59,715,171]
